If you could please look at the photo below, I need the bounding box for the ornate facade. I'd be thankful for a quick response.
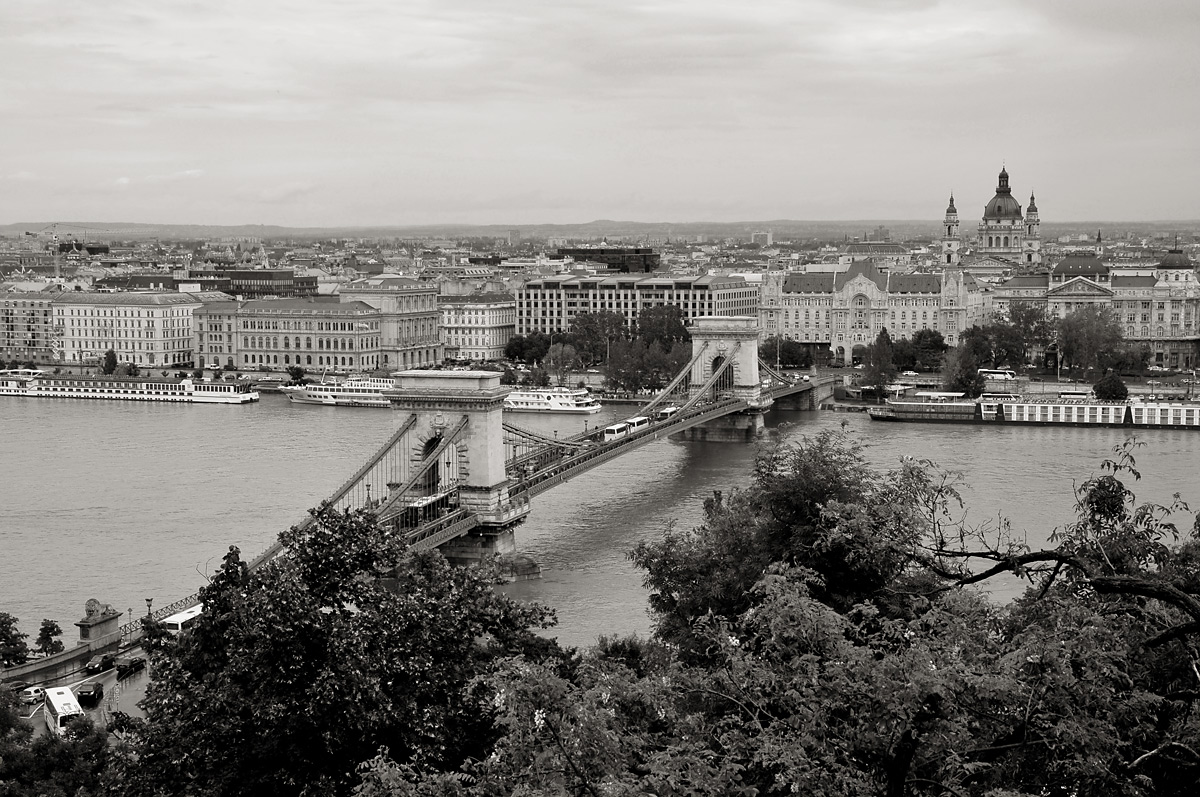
[759,261,991,365]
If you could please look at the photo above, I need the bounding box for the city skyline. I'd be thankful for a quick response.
[2,0,1197,227]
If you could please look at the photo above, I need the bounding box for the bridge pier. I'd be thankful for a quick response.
[673,409,766,442]
[385,370,538,580]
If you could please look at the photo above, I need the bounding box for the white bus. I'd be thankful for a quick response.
[978,368,1017,381]
[44,687,84,736]
[162,604,204,634]
[626,416,650,433]
[602,422,629,442]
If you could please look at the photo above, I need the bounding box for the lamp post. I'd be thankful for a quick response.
[145,598,153,617]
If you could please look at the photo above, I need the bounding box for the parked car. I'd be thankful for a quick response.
[115,654,147,678]
[83,653,116,675]
[901,370,919,377]
[19,686,45,705]
[2,678,31,694]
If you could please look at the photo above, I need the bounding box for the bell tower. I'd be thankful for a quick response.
[941,194,960,266]
[1024,192,1041,266]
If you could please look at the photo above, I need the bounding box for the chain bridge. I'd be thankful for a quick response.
[121,318,835,638]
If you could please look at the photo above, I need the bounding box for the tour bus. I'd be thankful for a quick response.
[602,422,629,442]
[162,604,204,635]
[977,368,1017,381]
[655,406,681,422]
[625,416,650,433]
[44,687,84,736]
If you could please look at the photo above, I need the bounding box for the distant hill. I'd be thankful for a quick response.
[2,219,1196,243]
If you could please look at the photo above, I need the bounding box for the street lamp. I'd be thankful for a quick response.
[145,598,153,617]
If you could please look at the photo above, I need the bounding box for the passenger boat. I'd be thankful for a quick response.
[279,377,396,408]
[0,369,259,404]
[503,387,602,414]
[867,390,1200,430]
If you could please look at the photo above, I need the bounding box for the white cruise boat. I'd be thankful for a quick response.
[503,387,602,414]
[0,369,259,404]
[280,377,397,408]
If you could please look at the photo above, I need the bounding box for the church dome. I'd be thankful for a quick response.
[1158,249,1195,269]
[983,166,1023,219]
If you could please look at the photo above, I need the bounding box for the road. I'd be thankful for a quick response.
[15,656,150,737]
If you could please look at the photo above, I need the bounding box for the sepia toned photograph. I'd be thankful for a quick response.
[2,1,1199,794]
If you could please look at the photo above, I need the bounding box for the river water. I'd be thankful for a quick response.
[2,395,1198,651]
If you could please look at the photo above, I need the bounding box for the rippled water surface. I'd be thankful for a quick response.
[3,395,1198,650]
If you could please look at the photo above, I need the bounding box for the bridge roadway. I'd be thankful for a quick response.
[400,376,833,551]
[110,377,833,642]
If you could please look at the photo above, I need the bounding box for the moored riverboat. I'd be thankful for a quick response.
[867,391,1200,430]
[279,377,396,407]
[0,369,259,404]
[503,387,602,414]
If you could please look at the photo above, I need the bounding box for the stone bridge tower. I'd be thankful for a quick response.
[385,370,529,564]
[680,316,772,441]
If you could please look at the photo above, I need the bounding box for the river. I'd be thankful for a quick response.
[2,394,1198,651]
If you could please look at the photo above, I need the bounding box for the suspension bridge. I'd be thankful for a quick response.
[116,317,835,638]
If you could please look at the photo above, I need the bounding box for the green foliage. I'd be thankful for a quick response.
[1094,372,1129,401]
[634,305,690,349]
[544,342,580,385]
[503,332,550,364]
[910,328,948,371]
[862,326,897,401]
[762,335,813,368]
[285,364,308,385]
[0,689,111,796]
[0,612,29,666]
[631,430,955,654]
[1057,305,1125,372]
[111,509,560,796]
[35,618,64,656]
[941,339,987,397]
[605,338,691,392]
[568,311,626,364]
[101,348,118,374]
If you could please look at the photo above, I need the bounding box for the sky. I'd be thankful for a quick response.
[1,0,1197,227]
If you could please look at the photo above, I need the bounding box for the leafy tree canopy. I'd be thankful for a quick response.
[1094,372,1130,401]
[634,305,690,350]
[109,508,560,797]
[0,611,29,666]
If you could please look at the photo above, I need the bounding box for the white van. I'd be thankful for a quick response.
[44,687,84,736]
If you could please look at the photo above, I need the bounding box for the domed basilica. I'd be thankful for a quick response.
[941,167,1042,269]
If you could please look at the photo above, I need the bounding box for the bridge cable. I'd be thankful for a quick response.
[636,341,709,417]
[374,415,471,522]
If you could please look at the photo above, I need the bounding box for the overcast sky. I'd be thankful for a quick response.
[1,0,1197,227]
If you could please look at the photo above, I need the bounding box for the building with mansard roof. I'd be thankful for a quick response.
[993,247,1200,369]
[758,260,991,365]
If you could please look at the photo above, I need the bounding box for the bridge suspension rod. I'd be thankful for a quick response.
[502,421,589,449]
[638,341,709,417]
[676,342,740,413]
[375,415,470,522]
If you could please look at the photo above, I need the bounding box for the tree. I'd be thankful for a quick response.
[35,618,64,656]
[0,688,111,796]
[110,508,559,796]
[569,311,626,364]
[635,305,689,350]
[545,342,580,385]
[941,344,986,397]
[762,336,813,369]
[1093,372,1129,401]
[101,348,118,375]
[861,326,897,402]
[285,365,308,385]
[503,331,550,364]
[0,612,29,666]
[372,436,1200,797]
[1057,305,1124,373]
[1005,301,1053,365]
[911,328,948,372]
[631,430,950,655]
